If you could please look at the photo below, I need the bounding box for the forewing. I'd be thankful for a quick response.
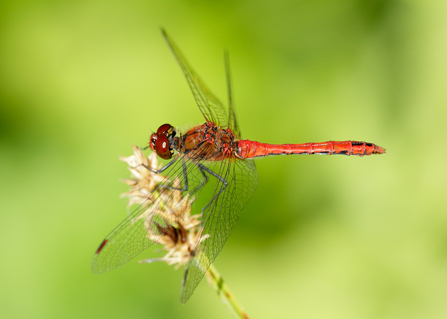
[91,146,214,274]
[92,203,159,274]
[224,51,241,138]
[180,158,258,303]
[161,29,228,128]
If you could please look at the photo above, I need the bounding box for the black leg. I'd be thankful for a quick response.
[197,163,228,216]
[139,157,178,174]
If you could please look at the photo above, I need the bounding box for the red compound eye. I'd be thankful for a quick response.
[157,124,173,135]
[149,124,175,159]
[154,134,172,159]
[149,134,157,152]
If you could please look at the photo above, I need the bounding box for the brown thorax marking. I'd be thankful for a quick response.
[202,123,236,159]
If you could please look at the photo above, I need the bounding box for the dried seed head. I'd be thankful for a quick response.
[120,146,208,268]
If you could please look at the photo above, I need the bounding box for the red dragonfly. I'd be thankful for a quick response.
[92,29,385,303]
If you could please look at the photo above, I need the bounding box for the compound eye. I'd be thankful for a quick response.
[157,124,174,135]
[149,134,157,151]
[154,134,172,159]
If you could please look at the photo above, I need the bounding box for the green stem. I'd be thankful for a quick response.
[206,264,250,319]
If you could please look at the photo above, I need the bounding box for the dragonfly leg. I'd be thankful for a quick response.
[137,157,177,174]
[197,163,228,218]
[138,157,210,195]
[161,159,212,194]
[158,158,190,192]
[134,157,189,191]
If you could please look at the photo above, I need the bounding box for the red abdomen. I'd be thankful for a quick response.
[236,140,386,159]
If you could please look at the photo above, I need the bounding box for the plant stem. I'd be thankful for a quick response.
[206,264,250,319]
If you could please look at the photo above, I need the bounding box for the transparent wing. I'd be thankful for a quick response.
[180,158,258,303]
[224,51,241,138]
[161,28,229,128]
[91,143,216,274]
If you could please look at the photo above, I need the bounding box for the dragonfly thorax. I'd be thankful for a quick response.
[150,124,176,159]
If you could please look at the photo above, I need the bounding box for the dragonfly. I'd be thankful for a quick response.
[92,29,386,303]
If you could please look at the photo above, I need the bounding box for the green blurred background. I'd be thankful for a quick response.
[1,0,446,318]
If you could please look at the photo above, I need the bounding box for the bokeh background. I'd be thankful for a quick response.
[1,0,446,318]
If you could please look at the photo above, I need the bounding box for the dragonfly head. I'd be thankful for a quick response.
[150,124,176,159]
